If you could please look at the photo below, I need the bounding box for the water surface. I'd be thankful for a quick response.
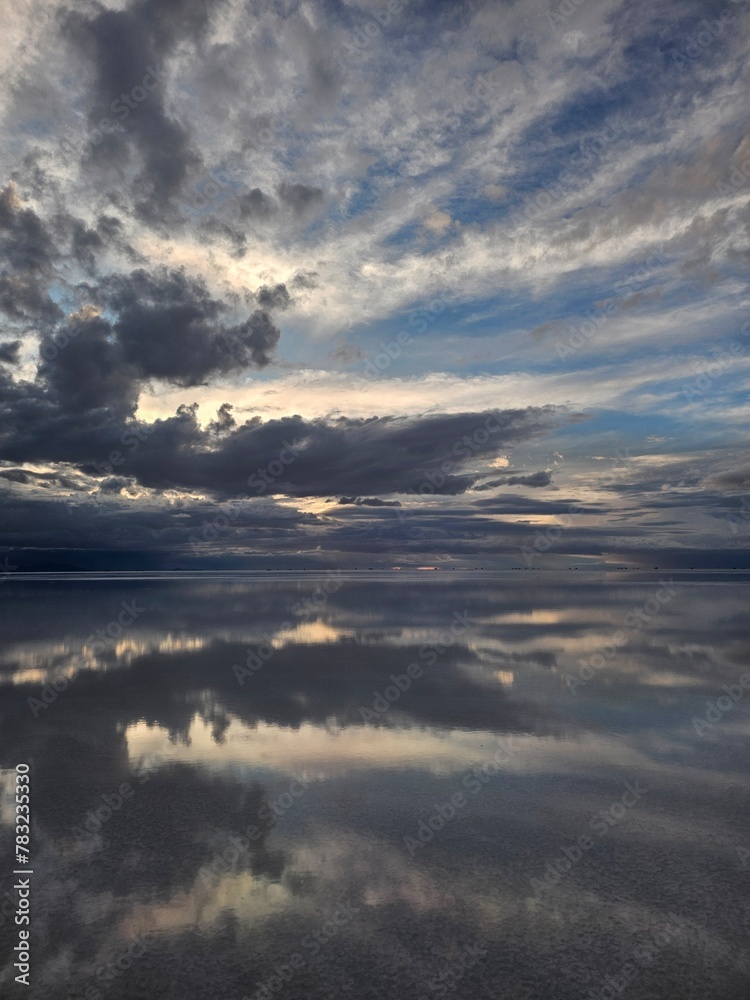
[1,574,749,999]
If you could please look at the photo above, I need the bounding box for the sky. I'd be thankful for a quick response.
[0,0,748,571]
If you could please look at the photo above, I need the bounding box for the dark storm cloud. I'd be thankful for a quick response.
[705,465,750,491]
[208,401,236,434]
[0,468,31,484]
[338,496,403,507]
[102,267,281,383]
[0,2,745,580]
[0,364,138,466]
[0,186,132,326]
[0,186,123,279]
[290,270,319,289]
[0,178,598,569]
[0,273,61,323]
[9,153,54,203]
[67,215,126,273]
[0,484,317,553]
[0,184,53,272]
[0,388,571,503]
[256,283,292,310]
[470,495,602,515]
[68,220,104,274]
[63,0,228,222]
[223,311,281,368]
[39,313,140,416]
[238,188,279,221]
[473,471,553,489]
[127,407,569,499]
[0,184,61,323]
[0,340,21,365]
[97,475,133,494]
[277,182,325,215]
[0,468,78,489]
[196,217,248,257]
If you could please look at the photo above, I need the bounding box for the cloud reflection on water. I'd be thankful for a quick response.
[0,576,749,999]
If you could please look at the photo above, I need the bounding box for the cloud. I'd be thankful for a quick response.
[102,267,281,384]
[474,471,553,490]
[328,342,365,367]
[61,0,228,223]
[338,496,403,507]
[483,183,507,201]
[0,183,61,322]
[277,182,325,216]
[423,210,453,235]
[0,386,571,505]
[0,0,748,565]
[256,283,292,311]
[238,188,278,221]
[98,475,134,494]
[705,465,750,491]
[126,407,569,501]
[39,311,140,416]
[0,339,21,364]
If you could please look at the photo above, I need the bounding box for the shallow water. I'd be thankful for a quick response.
[1,574,749,999]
